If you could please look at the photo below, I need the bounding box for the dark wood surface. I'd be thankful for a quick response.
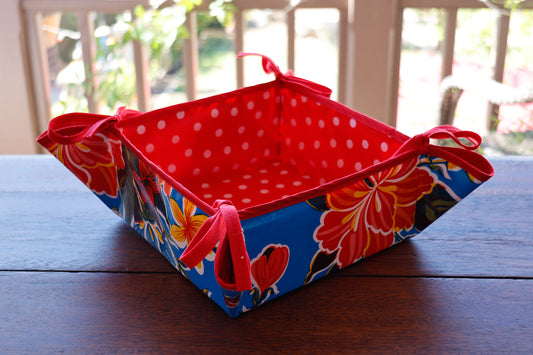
[1,155,532,353]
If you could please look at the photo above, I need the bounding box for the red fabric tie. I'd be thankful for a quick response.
[238,52,332,99]
[179,200,252,291]
[47,106,141,145]
[394,125,482,156]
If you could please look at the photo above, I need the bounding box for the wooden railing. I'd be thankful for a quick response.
[20,0,533,137]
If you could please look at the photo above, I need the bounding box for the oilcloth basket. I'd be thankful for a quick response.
[37,53,494,318]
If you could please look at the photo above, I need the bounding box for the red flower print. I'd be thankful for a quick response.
[43,133,124,197]
[133,160,160,205]
[314,159,435,268]
[251,244,290,303]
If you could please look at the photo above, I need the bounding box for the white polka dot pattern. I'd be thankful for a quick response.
[119,84,403,210]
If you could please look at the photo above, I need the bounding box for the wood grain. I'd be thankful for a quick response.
[1,273,532,353]
[1,155,532,353]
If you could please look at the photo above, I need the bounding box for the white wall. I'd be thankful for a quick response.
[0,0,38,154]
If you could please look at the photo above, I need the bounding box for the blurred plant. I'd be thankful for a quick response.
[53,0,234,115]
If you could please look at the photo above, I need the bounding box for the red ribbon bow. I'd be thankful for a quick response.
[47,106,141,145]
[395,125,482,156]
[237,52,332,99]
[179,200,252,291]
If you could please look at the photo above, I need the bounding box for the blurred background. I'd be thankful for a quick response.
[2,0,532,154]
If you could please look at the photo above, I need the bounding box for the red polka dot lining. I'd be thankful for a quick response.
[119,81,405,211]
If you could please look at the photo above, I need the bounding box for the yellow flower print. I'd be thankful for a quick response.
[169,197,213,274]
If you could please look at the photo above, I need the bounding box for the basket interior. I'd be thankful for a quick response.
[120,82,407,210]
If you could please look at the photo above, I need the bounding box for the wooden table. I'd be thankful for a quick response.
[1,155,532,353]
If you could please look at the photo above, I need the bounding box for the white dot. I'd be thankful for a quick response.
[374,159,380,164]
[172,135,180,144]
[303,175,311,180]
[168,164,176,173]
[291,98,297,107]
[355,162,362,171]
[318,120,325,128]
[137,125,146,135]
[290,118,297,127]
[204,193,213,199]
[177,111,185,119]
[255,111,262,119]
[224,146,231,155]
[185,149,193,157]
[238,184,247,190]
[201,183,210,189]
[247,101,254,110]
[305,117,312,126]
[242,198,251,204]
[257,129,264,137]
[194,122,202,132]
[350,118,357,128]
[193,168,200,176]
[280,170,288,175]
[381,142,389,152]
[264,149,271,157]
[211,108,219,118]
[231,107,238,116]
[259,169,268,174]
[203,150,212,159]
[313,140,320,149]
[260,179,269,184]
[330,139,337,148]
[260,189,269,194]
[346,139,353,149]
[321,160,328,168]
[242,142,249,151]
[224,193,233,199]
[301,96,308,103]
[285,137,291,146]
[215,128,223,137]
[238,126,245,134]
[232,163,239,171]
[362,140,369,149]
[293,181,302,186]
[263,91,270,100]
[333,117,340,126]
[223,179,231,183]
[146,144,154,153]
[243,174,252,179]
[276,184,285,189]
[157,120,166,130]
[212,166,221,173]
[298,142,305,151]
[337,159,344,168]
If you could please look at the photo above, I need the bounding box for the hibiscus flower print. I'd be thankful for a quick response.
[169,197,212,274]
[43,133,124,197]
[313,158,436,268]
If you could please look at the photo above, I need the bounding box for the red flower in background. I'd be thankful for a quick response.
[314,159,435,268]
[250,244,290,303]
[43,133,124,197]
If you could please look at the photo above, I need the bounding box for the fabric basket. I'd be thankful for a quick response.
[37,53,494,318]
